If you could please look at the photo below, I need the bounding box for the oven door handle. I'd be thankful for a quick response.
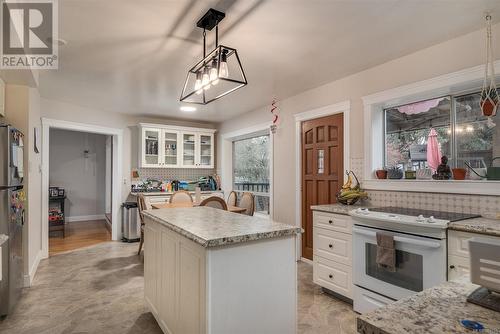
[353,227,442,249]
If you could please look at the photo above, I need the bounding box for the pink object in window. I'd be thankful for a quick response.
[426,128,442,172]
[397,98,444,115]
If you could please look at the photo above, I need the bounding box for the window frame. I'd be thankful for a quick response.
[362,62,500,195]
[232,134,271,216]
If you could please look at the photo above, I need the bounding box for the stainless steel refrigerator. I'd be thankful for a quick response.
[0,124,25,317]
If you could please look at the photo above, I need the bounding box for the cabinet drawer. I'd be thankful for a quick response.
[313,256,352,299]
[448,254,470,281]
[448,230,477,257]
[314,227,352,265]
[148,196,171,204]
[313,211,352,234]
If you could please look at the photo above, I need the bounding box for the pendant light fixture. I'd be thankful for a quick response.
[180,8,248,104]
[480,14,499,117]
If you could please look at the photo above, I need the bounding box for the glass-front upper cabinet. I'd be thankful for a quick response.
[142,128,161,167]
[163,130,179,167]
[198,133,213,167]
[182,132,197,167]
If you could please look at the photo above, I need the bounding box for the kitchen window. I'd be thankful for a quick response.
[232,135,270,215]
[384,91,499,171]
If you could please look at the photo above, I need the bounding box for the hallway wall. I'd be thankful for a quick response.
[49,129,107,220]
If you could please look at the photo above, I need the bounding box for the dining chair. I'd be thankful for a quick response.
[137,194,147,255]
[199,196,228,210]
[239,192,255,216]
[227,191,237,207]
[170,190,193,204]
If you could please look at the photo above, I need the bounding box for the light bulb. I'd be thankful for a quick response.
[209,58,218,85]
[220,50,229,78]
[220,61,228,78]
[202,70,210,87]
[194,71,202,91]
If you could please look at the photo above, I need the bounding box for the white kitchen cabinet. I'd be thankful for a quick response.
[447,230,500,281]
[312,211,354,299]
[138,123,215,169]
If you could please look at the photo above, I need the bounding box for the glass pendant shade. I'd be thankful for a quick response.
[180,45,247,104]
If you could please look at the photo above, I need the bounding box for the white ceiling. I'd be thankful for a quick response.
[39,0,500,122]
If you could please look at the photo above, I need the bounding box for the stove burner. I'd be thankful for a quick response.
[370,207,480,222]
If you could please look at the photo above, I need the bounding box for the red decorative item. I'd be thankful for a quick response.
[270,99,279,134]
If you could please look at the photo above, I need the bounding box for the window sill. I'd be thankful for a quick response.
[362,179,500,196]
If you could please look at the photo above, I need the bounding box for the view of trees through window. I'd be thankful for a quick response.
[385,92,499,172]
[233,135,270,214]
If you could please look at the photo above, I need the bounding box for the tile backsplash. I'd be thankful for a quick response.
[136,168,216,181]
[365,190,499,216]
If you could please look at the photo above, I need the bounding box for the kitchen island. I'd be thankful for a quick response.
[142,207,301,334]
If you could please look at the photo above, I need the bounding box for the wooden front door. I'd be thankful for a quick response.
[301,114,344,260]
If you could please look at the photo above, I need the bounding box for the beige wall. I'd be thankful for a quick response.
[217,23,500,227]
[40,98,215,202]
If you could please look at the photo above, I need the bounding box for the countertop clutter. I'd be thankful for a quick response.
[142,206,301,247]
[357,277,500,334]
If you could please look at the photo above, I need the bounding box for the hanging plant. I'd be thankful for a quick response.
[480,14,499,118]
[270,99,279,134]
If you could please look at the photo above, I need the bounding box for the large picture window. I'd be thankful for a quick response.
[384,91,499,171]
[233,135,270,215]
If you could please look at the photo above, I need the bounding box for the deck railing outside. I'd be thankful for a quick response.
[234,182,270,215]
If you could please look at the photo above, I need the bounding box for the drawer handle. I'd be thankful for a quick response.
[329,220,333,224]
[329,274,333,279]
[328,244,333,248]
[449,265,455,269]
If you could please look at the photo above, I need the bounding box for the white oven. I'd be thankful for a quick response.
[352,224,446,312]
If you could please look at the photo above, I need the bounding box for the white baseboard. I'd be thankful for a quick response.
[24,249,43,287]
[66,214,106,222]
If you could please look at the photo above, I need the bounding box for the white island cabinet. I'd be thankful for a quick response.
[143,207,301,334]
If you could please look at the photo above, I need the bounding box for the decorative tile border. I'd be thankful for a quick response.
[136,168,216,181]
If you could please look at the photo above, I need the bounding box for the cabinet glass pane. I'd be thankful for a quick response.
[183,133,196,166]
[164,132,178,165]
[145,130,159,165]
[199,135,212,166]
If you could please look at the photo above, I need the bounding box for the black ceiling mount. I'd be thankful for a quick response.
[196,8,225,31]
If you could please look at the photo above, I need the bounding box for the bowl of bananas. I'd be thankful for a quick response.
[336,171,368,205]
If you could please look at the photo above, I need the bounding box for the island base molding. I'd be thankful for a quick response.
[144,217,298,334]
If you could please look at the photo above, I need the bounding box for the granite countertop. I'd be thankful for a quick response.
[142,207,301,248]
[357,276,500,334]
[0,234,8,246]
[310,203,371,216]
[130,190,223,196]
[449,217,500,237]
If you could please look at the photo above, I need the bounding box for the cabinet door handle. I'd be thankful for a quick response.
[328,274,333,279]
[328,244,333,248]
[449,265,455,269]
[329,220,333,224]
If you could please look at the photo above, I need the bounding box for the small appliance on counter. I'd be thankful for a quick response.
[467,237,500,312]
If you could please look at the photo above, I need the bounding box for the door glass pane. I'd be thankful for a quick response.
[199,135,212,166]
[455,92,499,170]
[144,130,159,165]
[164,132,177,165]
[183,133,195,166]
[317,149,324,174]
[365,243,423,292]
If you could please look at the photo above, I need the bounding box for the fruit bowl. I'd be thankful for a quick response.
[336,171,368,205]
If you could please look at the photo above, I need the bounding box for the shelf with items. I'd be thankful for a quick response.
[49,195,66,238]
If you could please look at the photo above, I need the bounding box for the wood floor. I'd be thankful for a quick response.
[49,220,111,256]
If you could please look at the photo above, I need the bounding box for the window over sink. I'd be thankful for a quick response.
[384,91,499,172]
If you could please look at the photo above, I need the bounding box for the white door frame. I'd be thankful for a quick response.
[221,122,274,218]
[294,100,350,260]
[41,118,123,258]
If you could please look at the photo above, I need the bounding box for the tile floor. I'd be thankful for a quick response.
[0,242,356,334]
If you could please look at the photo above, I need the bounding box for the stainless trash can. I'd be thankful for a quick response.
[122,202,140,242]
